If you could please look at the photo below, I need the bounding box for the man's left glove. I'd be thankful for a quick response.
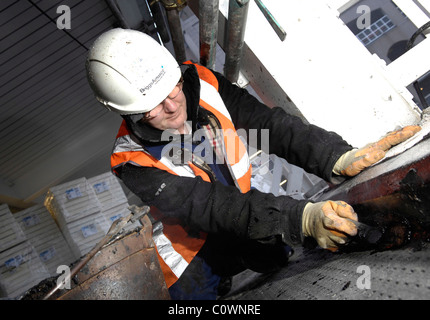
[302,200,358,251]
[333,125,421,177]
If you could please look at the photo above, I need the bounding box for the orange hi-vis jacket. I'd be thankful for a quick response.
[110,62,252,287]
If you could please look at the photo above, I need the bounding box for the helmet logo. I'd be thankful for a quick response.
[139,68,166,96]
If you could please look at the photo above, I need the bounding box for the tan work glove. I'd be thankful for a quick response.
[302,200,358,251]
[333,125,421,177]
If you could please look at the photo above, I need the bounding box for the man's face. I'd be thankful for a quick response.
[140,81,188,134]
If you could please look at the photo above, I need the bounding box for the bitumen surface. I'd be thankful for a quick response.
[224,241,430,300]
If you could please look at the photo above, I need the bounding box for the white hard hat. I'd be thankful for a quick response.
[86,28,181,115]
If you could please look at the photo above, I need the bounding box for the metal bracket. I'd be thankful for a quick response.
[236,70,250,88]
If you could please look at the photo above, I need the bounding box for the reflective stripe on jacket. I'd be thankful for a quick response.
[110,62,251,287]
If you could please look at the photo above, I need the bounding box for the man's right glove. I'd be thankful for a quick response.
[302,200,358,251]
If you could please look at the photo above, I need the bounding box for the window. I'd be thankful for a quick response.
[356,15,395,46]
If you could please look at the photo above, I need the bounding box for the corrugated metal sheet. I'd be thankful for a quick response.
[0,0,122,203]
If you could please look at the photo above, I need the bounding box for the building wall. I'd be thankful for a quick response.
[340,0,430,108]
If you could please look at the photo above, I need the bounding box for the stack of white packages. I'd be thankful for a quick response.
[0,242,51,299]
[88,172,127,211]
[13,204,75,276]
[0,204,26,252]
[0,204,50,299]
[44,177,110,260]
[88,172,140,232]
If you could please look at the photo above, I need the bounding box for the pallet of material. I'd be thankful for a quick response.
[44,177,111,259]
[0,204,27,253]
[88,172,128,210]
[13,204,75,277]
[57,211,109,259]
[88,172,142,231]
[44,177,102,224]
[0,241,50,299]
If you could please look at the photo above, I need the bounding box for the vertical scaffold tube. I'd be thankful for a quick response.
[224,0,249,83]
[199,0,219,69]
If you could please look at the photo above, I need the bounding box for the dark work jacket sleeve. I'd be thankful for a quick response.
[118,163,305,246]
[213,71,353,182]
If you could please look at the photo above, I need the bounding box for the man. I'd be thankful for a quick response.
[86,28,420,299]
